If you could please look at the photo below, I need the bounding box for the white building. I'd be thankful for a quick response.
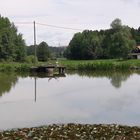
[131,46,140,59]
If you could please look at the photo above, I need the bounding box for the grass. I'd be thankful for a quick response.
[0,62,44,72]
[0,59,140,72]
[58,59,140,70]
[0,62,30,72]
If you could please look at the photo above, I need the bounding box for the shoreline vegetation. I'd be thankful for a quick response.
[59,59,140,71]
[0,59,140,72]
[0,123,140,139]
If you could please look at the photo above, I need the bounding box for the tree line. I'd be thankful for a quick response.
[0,16,26,62]
[64,18,140,60]
[0,16,65,62]
[27,43,65,62]
[0,16,140,62]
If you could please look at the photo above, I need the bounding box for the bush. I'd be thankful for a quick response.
[25,55,38,64]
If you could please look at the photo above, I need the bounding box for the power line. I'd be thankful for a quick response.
[15,22,33,24]
[14,21,83,31]
[36,22,82,31]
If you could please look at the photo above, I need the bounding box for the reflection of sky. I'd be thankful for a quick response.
[0,73,140,130]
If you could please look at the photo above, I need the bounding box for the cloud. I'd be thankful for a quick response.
[0,0,140,46]
[121,0,140,5]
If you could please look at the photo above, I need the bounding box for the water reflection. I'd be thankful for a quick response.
[67,70,135,88]
[0,70,139,98]
[29,72,66,79]
[0,70,140,129]
[35,77,37,102]
[33,73,66,102]
[110,72,129,88]
[0,73,18,96]
[0,72,66,100]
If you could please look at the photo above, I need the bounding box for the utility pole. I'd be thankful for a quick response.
[33,21,37,64]
[33,21,37,102]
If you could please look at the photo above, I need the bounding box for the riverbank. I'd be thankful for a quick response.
[0,62,42,72]
[0,124,140,139]
[59,59,140,70]
[0,62,31,72]
[0,59,140,72]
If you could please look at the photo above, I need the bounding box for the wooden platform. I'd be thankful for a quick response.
[30,65,66,74]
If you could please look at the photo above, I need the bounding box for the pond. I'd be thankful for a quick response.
[0,70,140,130]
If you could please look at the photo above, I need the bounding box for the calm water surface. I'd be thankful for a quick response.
[0,71,140,130]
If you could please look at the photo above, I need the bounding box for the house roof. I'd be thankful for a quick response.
[137,46,140,49]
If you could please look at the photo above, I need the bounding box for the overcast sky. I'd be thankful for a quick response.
[0,0,140,46]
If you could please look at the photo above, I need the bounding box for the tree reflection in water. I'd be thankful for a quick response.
[110,73,129,88]
[67,70,140,88]
[0,70,139,98]
[0,72,18,96]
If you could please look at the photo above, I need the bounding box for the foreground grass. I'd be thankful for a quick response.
[59,59,140,70]
[0,124,140,139]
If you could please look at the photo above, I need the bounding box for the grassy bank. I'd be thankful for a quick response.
[0,62,30,72]
[0,59,140,72]
[0,62,43,72]
[59,59,140,70]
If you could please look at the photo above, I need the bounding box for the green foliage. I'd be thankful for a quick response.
[66,30,103,60]
[49,46,65,59]
[0,62,33,72]
[37,41,50,61]
[108,26,136,59]
[15,63,30,72]
[26,45,35,56]
[27,42,51,62]
[65,18,137,60]
[0,16,26,62]
[59,59,140,70]
[25,55,37,64]
[131,27,140,45]
[14,34,26,61]
[110,18,122,29]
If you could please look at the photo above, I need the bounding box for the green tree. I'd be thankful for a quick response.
[14,34,26,61]
[27,45,35,56]
[37,41,50,61]
[66,30,103,60]
[101,29,113,58]
[110,18,122,29]
[0,16,26,61]
[86,31,103,59]
[109,19,136,59]
[65,18,137,60]
[67,32,83,59]
[131,27,140,45]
